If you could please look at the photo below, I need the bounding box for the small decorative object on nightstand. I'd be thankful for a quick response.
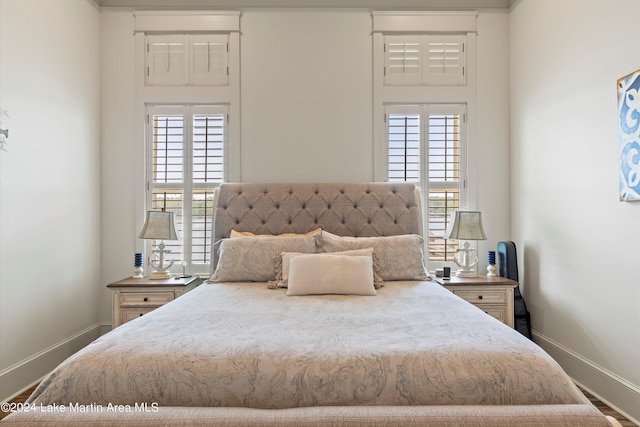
[487,250,497,277]
[180,260,192,278]
[107,276,199,328]
[133,252,144,278]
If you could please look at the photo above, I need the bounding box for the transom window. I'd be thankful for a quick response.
[146,34,229,86]
[384,34,466,86]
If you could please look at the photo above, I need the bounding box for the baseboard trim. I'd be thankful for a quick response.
[0,322,108,402]
[533,329,640,425]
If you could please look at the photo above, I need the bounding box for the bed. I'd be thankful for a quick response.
[1,183,620,426]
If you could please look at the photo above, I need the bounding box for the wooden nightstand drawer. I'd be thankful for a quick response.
[120,291,174,307]
[475,304,507,323]
[120,308,157,324]
[450,289,506,304]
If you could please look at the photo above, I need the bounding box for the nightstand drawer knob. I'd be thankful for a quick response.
[143,297,148,302]
[478,295,483,300]
[139,313,143,317]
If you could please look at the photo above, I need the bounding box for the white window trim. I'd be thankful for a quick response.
[371,11,478,34]
[134,10,241,33]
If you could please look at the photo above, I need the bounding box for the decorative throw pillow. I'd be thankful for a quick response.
[211,236,317,282]
[286,254,376,296]
[317,231,428,281]
[230,228,322,238]
[273,247,383,289]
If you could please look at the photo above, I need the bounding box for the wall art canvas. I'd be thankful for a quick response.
[617,69,640,201]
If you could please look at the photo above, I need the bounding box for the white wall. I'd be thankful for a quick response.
[0,0,102,401]
[474,11,511,259]
[99,9,137,322]
[510,0,640,422]
[240,9,374,183]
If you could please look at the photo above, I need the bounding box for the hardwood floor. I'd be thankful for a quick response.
[578,386,638,427]
[1,384,637,425]
[0,385,36,421]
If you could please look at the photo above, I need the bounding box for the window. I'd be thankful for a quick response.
[146,34,229,86]
[386,104,466,263]
[146,105,227,273]
[384,34,466,86]
[135,12,240,276]
[373,12,476,269]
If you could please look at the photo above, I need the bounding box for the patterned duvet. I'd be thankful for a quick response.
[27,281,588,409]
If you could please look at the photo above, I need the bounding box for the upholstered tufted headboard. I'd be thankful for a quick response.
[209,182,423,272]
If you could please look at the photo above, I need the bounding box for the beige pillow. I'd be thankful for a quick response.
[273,247,383,289]
[317,231,428,281]
[211,236,317,282]
[286,254,376,296]
[230,228,321,238]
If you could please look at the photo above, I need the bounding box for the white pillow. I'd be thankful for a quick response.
[317,231,428,281]
[286,254,376,296]
[274,247,383,289]
[211,236,316,282]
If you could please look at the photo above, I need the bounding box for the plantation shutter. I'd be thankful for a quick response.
[190,34,229,86]
[423,35,465,85]
[147,35,189,86]
[191,110,225,263]
[387,113,420,181]
[192,112,224,183]
[150,112,185,258]
[426,112,462,261]
[383,35,466,86]
[147,34,229,86]
[148,105,227,269]
[384,36,422,86]
[386,105,465,262]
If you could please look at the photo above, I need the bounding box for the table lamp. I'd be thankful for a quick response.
[445,211,487,277]
[138,210,179,279]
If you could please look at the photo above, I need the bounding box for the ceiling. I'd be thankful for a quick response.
[96,0,518,9]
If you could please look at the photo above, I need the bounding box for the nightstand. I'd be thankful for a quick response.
[107,276,199,328]
[441,276,518,328]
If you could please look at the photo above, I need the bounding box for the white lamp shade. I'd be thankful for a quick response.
[138,211,179,240]
[445,211,486,241]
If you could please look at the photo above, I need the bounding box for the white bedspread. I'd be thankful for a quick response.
[27,281,588,409]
